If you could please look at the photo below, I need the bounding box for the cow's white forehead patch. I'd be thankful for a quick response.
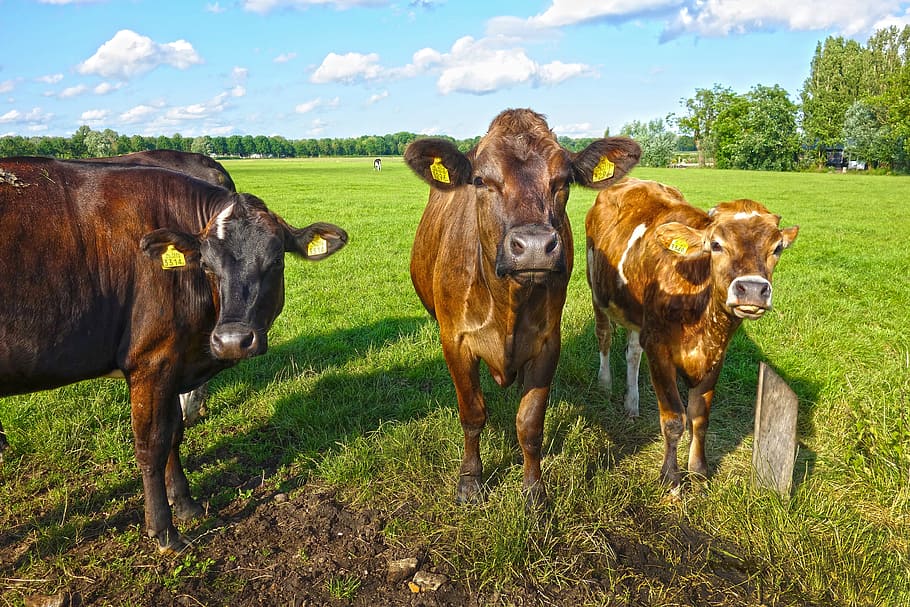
[733,211,760,220]
[215,204,235,240]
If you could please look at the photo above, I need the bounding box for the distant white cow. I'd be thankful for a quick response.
[374,158,382,171]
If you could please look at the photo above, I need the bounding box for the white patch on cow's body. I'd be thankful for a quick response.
[215,204,235,240]
[618,223,647,286]
[727,274,772,307]
[624,330,643,417]
[597,351,612,393]
[733,211,760,220]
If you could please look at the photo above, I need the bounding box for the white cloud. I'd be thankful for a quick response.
[553,122,596,136]
[274,52,298,63]
[663,0,910,39]
[37,74,64,84]
[0,80,15,94]
[243,0,388,13]
[232,67,249,82]
[489,0,910,40]
[94,82,123,95]
[80,109,110,124]
[77,29,203,80]
[119,104,159,124]
[230,85,246,97]
[0,107,52,126]
[60,85,89,99]
[487,0,679,36]
[296,98,323,113]
[365,91,389,105]
[433,36,593,94]
[206,2,226,13]
[311,52,383,83]
[308,118,329,135]
[295,96,341,113]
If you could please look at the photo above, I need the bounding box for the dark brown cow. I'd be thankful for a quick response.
[86,149,236,191]
[585,178,799,487]
[406,109,640,506]
[0,157,347,552]
[78,149,238,425]
[82,150,238,425]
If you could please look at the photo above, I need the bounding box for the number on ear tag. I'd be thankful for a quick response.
[161,244,186,269]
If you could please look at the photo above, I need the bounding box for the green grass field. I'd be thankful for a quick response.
[1,158,908,606]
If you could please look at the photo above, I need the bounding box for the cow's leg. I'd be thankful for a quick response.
[165,420,204,522]
[516,339,560,509]
[624,331,643,418]
[686,367,721,479]
[646,354,686,487]
[129,377,187,553]
[441,336,486,504]
[593,304,613,393]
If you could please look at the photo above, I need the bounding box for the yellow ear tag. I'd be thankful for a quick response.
[161,244,186,269]
[668,238,689,255]
[307,234,328,256]
[592,156,615,182]
[429,157,450,184]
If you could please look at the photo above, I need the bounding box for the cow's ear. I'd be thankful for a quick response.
[654,222,708,258]
[780,225,799,250]
[140,229,201,270]
[404,138,472,190]
[572,137,642,190]
[286,222,348,261]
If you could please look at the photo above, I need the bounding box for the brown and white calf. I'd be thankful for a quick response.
[406,108,640,506]
[585,178,799,486]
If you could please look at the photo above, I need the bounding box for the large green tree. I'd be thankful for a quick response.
[620,118,677,168]
[715,85,799,171]
[676,84,736,166]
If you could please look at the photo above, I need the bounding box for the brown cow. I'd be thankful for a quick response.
[406,109,641,506]
[86,149,237,191]
[0,157,347,552]
[585,178,799,487]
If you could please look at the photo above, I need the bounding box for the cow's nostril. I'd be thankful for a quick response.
[511,237,525,256]
[545,234,559,254]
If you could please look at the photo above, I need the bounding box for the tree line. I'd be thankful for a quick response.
[2,26,907,173]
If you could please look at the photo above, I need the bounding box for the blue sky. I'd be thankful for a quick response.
[2,0,909,140]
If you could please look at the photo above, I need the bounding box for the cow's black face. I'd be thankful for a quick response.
[140,194,348,362]
[201,201,287,360]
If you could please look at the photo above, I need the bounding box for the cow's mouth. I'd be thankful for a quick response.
[732,304,767,320]
[510,269,557,284]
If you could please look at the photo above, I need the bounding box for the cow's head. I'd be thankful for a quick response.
[405,108,640,285]
[140,194,347,360]
[655,200,799,319]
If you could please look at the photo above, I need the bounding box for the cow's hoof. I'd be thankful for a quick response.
[170,496,205,522]
[153,527,190,555]
[455,476,483,504]
[523,482,548,513]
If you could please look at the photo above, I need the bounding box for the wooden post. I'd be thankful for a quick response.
[752,362,799,496]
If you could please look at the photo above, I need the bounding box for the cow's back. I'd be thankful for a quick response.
[586,179,713,328]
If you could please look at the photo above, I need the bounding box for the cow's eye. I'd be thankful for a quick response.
[772,242,784,256]
[710,240,723,253]
[473,176,485,188]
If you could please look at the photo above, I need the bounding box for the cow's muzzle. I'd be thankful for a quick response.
[496,225,565,281]
[210,323,265,360]
[727,276,772,319]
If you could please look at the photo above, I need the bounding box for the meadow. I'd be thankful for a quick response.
[1,158,908,606]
